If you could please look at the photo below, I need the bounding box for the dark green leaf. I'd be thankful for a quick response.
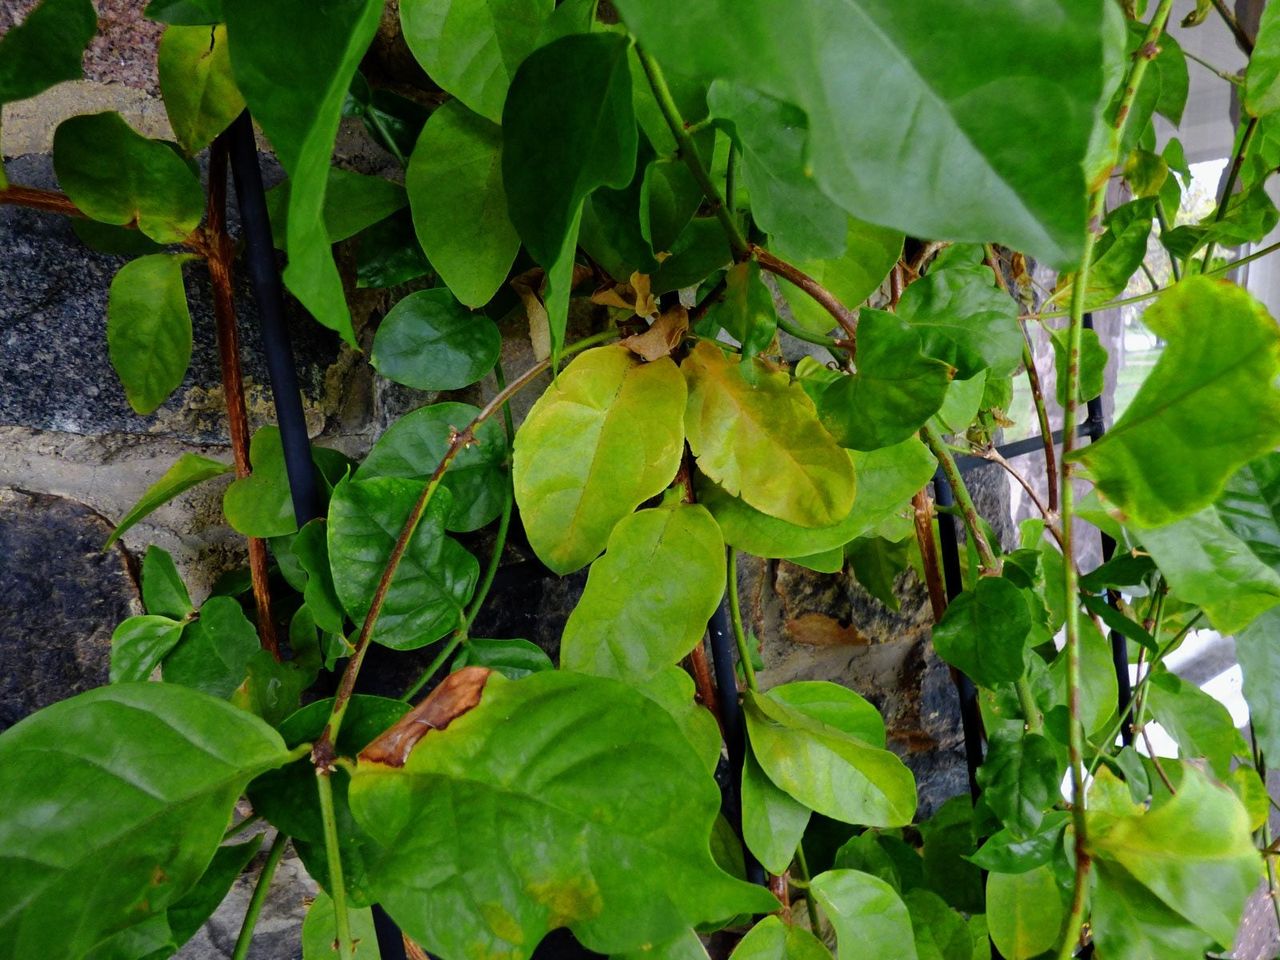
[975,732,1063,839]
[1248,0,1280,117]
[969,813,1068,874]
[897,263,1022,380]
[0,683,288,960]
[847,537,909,610]
[560,501,725,681]
[110,615,186,683]
[293,519,345,635]
[165,836,264,947]
[54,113,203,243]
[1080,593,1156,654]
[225,0,382,345]
[652,219,734,294]
[502,32,637,356]
[370,289,501,391]
[704,260,778,358]
[1069,277,1280,528]
[223,426,304,538]
[918,798,983,915]
[351,671,777,958]
[328,478,477,650]
[162,596,260,698]
[158,24,245,155]
[931,578,1031,686]
[810,869,917,960]
[107,254,196,414]
[358,401,507,533]
[1217,452,1280,569]
[406,100,519,308]
[819,310,952,451]
[265,167,408,246]
[1047,614,1117,737]
[142,544,194,620]
[615,0,1122,268]
[0,0,96,105]
[513,346,686,574]
[354,213,431,289]
[902,888,972,960]
[452,638,553,680]
[344,73,431,161]
[71,219,165,257]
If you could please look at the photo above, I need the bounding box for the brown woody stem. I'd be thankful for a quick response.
[911,489,948,621]
[752,245,858,343]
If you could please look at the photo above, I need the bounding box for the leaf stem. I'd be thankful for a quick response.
[230,831,289,960]
[792,843,822,934]
[727,549,757,692]
[919,424,999,575]
[222,812,262,843]
[752,245,858,343]
[315,773,354,960]
[1056,7,1174,957]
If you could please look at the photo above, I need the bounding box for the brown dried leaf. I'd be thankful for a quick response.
[621,306,689,362]
[358,666,492,767]
[511,264,594,360]
[591,271,658,319]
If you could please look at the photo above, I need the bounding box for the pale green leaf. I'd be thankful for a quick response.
[1247,0,1280,118]
[406,100,520,307]
[144,0,222,25]
[741,747,810,875]
[0,683,288,960]
[561,502,725,681]
[225,0,383,345]
[730,916,832,960]
[777,218,903,335]
[107,254,196,414]
[1145,670,1248,779]
[0,0,96,105]
[54,113,203,243]
[452,638,553,680]
[903,889,973,960]
[350,671,778,959]
[684,340,854,526]
[809,869,918,960]
[1069,278,1280,528]
[513,346,686,574]
[1216,452,1280,569]
[302,891,379,960]
[975,733,1063,839]
[985,865,1067,960]
[704,260,778,358]
[1050,325,1108,406]
[106,453,231,548]
[158,24,245,154]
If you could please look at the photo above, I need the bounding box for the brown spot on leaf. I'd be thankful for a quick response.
[359,666,492,767]
[784,612,869,647]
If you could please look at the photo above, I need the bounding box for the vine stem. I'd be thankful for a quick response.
[1056,6,1174,958]
[911,489,948,621]
[206,133,279,659]
[230,831,289,960]
[316,774,354,960]
[1211,0,1255,54]
[726,550,758,692]
[1200,114,1260,272]
[919,424,999,575]
[633,45,858,345]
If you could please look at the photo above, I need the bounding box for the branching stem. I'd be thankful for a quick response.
[919,424,999,575]
[230,831,289,960]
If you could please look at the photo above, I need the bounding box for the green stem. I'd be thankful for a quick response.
[399,630,468,703]
[635,46,749,259]
[919,423,999,575]
[793,843,822,934]
[316,773,353,960]
[1183,48,1241,85]
[222,812,261,843]
[366,109,408,167]
[1154,201,1181,283]
[776,313,842,348]
[230,831,289,960]
[1201,115,1260,272]
[1017,676,1044,735]
[727,550,758,692]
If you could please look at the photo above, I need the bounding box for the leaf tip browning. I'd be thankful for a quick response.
[359,666,493,767]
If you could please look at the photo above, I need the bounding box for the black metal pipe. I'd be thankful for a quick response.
[226,110,323,527]
[933,470,985,802]
[706,594,767,886]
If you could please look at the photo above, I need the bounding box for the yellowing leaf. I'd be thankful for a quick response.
[682,341,855,527]
[513,346,686,574]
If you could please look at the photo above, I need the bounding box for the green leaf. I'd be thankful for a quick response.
[985,865,1068,960]
[165,836,263,947]
[513,346,686,574]
[107,254,196,414]
[1048,614,1118,738]
[0,683,288,960]
[897,263,1022,380]
[370,289,502,392]
[225,0,382,346]
[809,869,918,960]
[1139,506,1280,634]
[776,218,903,335]
[975,732,1063,839]
[351,671,777,958]
[903,888,973,960]
[344,72,431,161]
[106,453,231,548]
[741,746,810,875]
[502,33,637,356]
[354,212,431,289]
[704,260,778,358]
[1057,199,1154,307]
[302,891,379,960]
[708,81,845,262]
[142,545,194,620]
[162,596,260,698]
[359,401,507,534]
[743,689,915,828]
[223,426,302,539]
[931,578,1031,686]
[932,372,987,435]
[832,832,923,893]
[1217,452,1280,569]
[292,519,346,634]
[0,0,96,105]
[453,638,553,680]
[637,666,723,776]
[400,0,554,124]
[561,502,725,681]
[614,0,1121,268]
[328,478,478,650]
[110,615,186,683]
[1238,606,1280,764]
[969,813,1068,874]
[1144,670,1247,779]
[730,916,832,960]
[684,341,854,526]
[144,0,222,25]
[265,168,408,246]
[234,610,322,727]
[157,24,245,154]
[1247,0,1280,117]
[1089,764,1262,951]
[653,219,735,294]
[1068,277,1280,528]
[1050,325,1108,406]
[699,437,935,560]
[406,100,520,308]
[818,310,952,451]
[54,113,203,243]
[918,798,983,914]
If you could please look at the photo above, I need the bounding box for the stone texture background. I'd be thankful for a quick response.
[0,4,1009,958]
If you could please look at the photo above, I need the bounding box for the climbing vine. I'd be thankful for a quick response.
[2,1,1280,959]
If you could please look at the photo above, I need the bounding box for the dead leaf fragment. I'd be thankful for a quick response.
[591,271,658,319]
[358,666,492,767]
[621,306,689,361]
[511,264,594,361]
